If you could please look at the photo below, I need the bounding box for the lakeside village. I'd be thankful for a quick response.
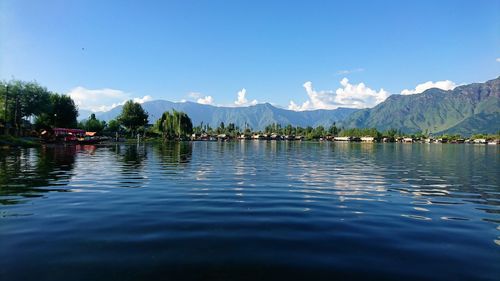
[1,80,499,147]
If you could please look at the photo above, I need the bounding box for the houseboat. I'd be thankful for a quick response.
[77,131,100,144]
[53,128,86,143]
[270,134,282,140]
[360,136,375,142]
[334,136,352,142]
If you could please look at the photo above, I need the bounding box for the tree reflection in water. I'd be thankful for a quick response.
[0,145,77,205]
[110,143,148,171]
[105,142,192,188]
[154,141,192,167]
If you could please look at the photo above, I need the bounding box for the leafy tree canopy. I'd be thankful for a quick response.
[155,110,193,140]
[117,100,148,133]
[79,113,106,133]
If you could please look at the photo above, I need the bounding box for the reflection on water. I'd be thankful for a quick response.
[0,142,498,281]
[0,145,77,204]
[154,141,192,166]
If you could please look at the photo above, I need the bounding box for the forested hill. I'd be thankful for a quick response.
[341,77,500,135]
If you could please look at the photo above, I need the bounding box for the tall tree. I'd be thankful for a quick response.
[117,100,148,135]
[1,80,52,133]
[329,122,339,136]
[50,94,79,128]
[79,113,106,133]
[155,110,193,140]
[34,93,78,129]
[106,119,121,133]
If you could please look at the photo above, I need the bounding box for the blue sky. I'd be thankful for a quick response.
[1,0,499,112]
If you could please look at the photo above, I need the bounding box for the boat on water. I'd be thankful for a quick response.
[41,128,102,144]
[77,131,100,144]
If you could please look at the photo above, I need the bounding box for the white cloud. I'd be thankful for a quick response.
[197,95,214,105]
[133,95,153,104]
[335,68,364,75]
[400,80,456,95]
[288,78,389,111]
[234,88,258,106]
[67,86,154,112]
[496,58,500,63]
[189,92,216,105]
[288,100,303,111]
[188,92,201,99]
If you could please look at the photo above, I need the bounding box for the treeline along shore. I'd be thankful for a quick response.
[1,80,499,147]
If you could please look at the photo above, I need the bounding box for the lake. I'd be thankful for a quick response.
[0,141,499,281]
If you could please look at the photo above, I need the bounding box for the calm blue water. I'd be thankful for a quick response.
[0,142,499,281]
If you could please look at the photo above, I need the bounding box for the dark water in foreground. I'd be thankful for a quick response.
[0,142,499,281]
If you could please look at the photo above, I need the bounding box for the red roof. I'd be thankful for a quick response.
[53,128,86,135]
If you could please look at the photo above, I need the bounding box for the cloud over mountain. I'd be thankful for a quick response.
[197,95,214,105]
[400,80,456,95]
[67,86,152,112]
[234,88,257,106]
[288,78,389,111]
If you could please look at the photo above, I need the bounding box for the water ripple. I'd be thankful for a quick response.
[0,142,499,281]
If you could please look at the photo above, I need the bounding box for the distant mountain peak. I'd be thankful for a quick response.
[91,99,358,130]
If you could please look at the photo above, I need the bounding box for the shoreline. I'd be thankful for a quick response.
[2,137,498,149]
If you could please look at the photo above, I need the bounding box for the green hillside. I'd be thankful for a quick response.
[342,77,500,135]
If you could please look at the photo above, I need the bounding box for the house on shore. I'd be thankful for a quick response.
[402,137,414,143]
[334,136,352,142]
[252,134,266,140]
[200,133,212,141]
[270,133,282,140]
[488,139,499,145]
[360,136,376,142]
[217,134,229,141]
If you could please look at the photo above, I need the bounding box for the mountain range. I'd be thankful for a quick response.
[81,76,500,135]
[90,101,357,130]
[342,76,500,135]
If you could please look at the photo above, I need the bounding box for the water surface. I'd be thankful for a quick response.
[1,142,499,280]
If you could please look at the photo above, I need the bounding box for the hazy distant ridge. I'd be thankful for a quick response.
[93,102,357,130]
[83,77,500,134]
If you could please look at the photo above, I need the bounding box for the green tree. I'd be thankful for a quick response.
[1,80,52,134]
[155,110,193,140]
[50,94,78,128]
[106,119,121,133]
[35,93,78,129]
[79,113,106,133]
[216,122,225,134]
[117,100,148,135]
[328,123,339,136]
